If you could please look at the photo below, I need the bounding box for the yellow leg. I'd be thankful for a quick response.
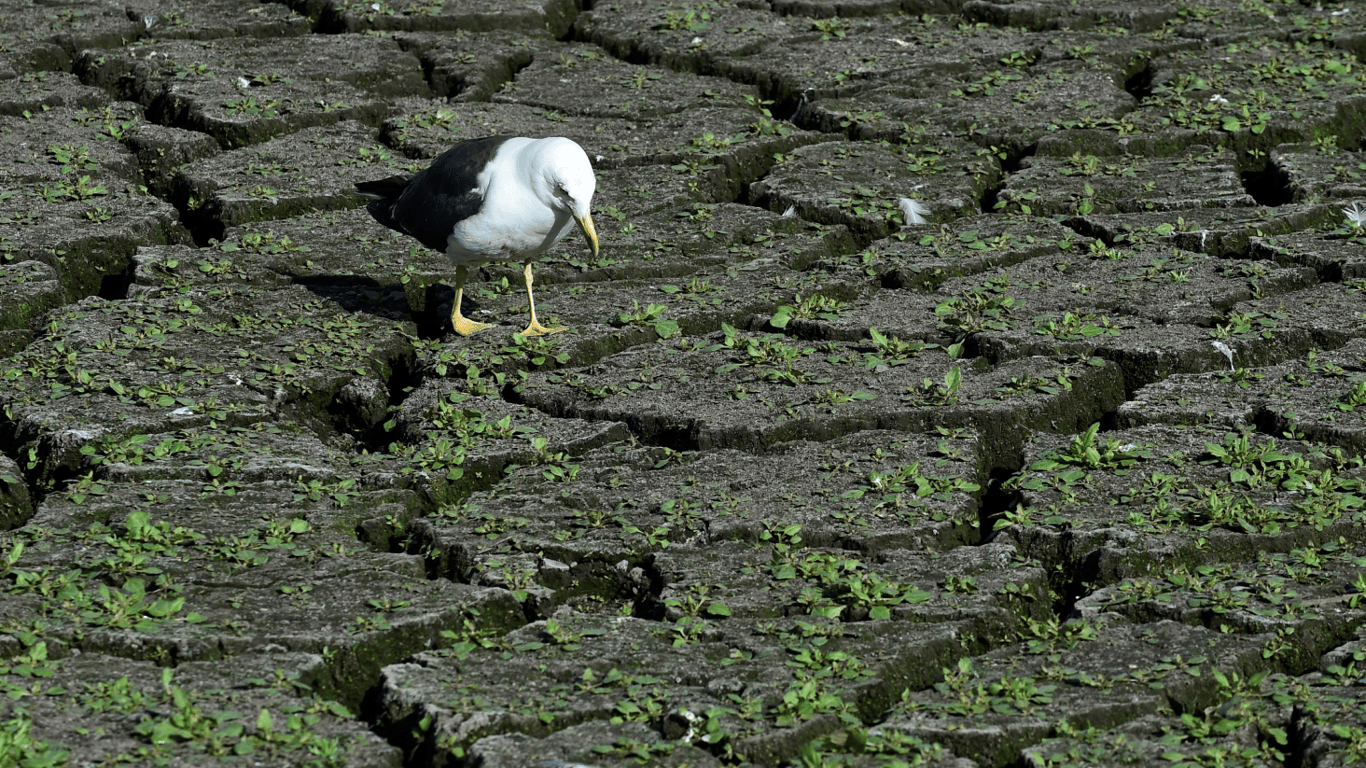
[450,265,492,336]
[520,263,566,337]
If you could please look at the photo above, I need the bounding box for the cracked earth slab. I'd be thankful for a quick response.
[9,0,1366,766]
[0,649,403,766]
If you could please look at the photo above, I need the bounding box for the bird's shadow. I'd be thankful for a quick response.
[294,273,457,339]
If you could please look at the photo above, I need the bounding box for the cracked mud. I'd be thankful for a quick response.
[3,0,1366,767]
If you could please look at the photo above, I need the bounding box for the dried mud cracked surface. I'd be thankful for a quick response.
[3,0,1366,766]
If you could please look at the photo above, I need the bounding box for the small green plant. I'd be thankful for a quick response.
[613,301,679,339]
[812,388,877,409]
[40,175,107,202]
[1033,312,1122,340]
[48,143,96,173]
[811,18,846,39]
[902,367,961,406]
[907,658,1057,718]
[224,97,283,117]
[245,71,292,86]
[770,294,845,328]
[1334,379,1366,412]
[659,7,708,31]
[1034,423,1151,471]
[935,278,1018,338]
[862,328,930,367]
[1209,310,1280,340]
[944,575,978,594]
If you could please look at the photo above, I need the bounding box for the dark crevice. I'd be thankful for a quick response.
[979,183,1004,216]
[786,88,813,125]
[505,55,537,90]
[736,176,770,209]
[96,260,136,300]
[770,89,807,130]
[1240,161,1295,207]
[0,438,38,532]
[164,178,232,245]
[1097,406,1122,433]
[979,143,1033,215]
[975,466,1020,546]
[414,283,456,340]
[329,355,419,454]
[411,47,440,96]
[383,345,423,412]
[357,682,400,754]
[977,446,1099,619]
[1122,58,1155,102]
[999,144,1034,174]
[176,209,222,248]
[401,472,508,580]
[1057,214,1116,245]
[1052,549,1098,621]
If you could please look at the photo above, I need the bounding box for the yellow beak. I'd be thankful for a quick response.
[573,212,599,257]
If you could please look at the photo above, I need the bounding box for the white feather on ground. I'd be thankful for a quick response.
[899,197,930,225]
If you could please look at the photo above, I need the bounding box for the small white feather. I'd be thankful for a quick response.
[781,205,797,218]
[1344,202,1366,228]
[898,197,930,225]
[1211,340,1235,370]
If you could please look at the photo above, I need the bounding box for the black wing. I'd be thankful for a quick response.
[355,174,414,237]
[389,135,514,253]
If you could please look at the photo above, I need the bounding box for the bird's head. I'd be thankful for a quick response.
[535,138,599,257]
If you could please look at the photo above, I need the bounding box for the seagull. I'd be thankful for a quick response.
[355,135,599,336]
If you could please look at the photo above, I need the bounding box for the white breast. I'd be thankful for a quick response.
[444,138,575,264]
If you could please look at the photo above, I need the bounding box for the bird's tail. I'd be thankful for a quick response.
[354,175,412,201]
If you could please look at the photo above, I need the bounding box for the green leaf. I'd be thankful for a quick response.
[903,587,932,604]
[125,509,151,538]
[145,597,184,618]
[770,305,796,329]
[706,602,732,617]
[653,319,680,339]
[256,708,274,732]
